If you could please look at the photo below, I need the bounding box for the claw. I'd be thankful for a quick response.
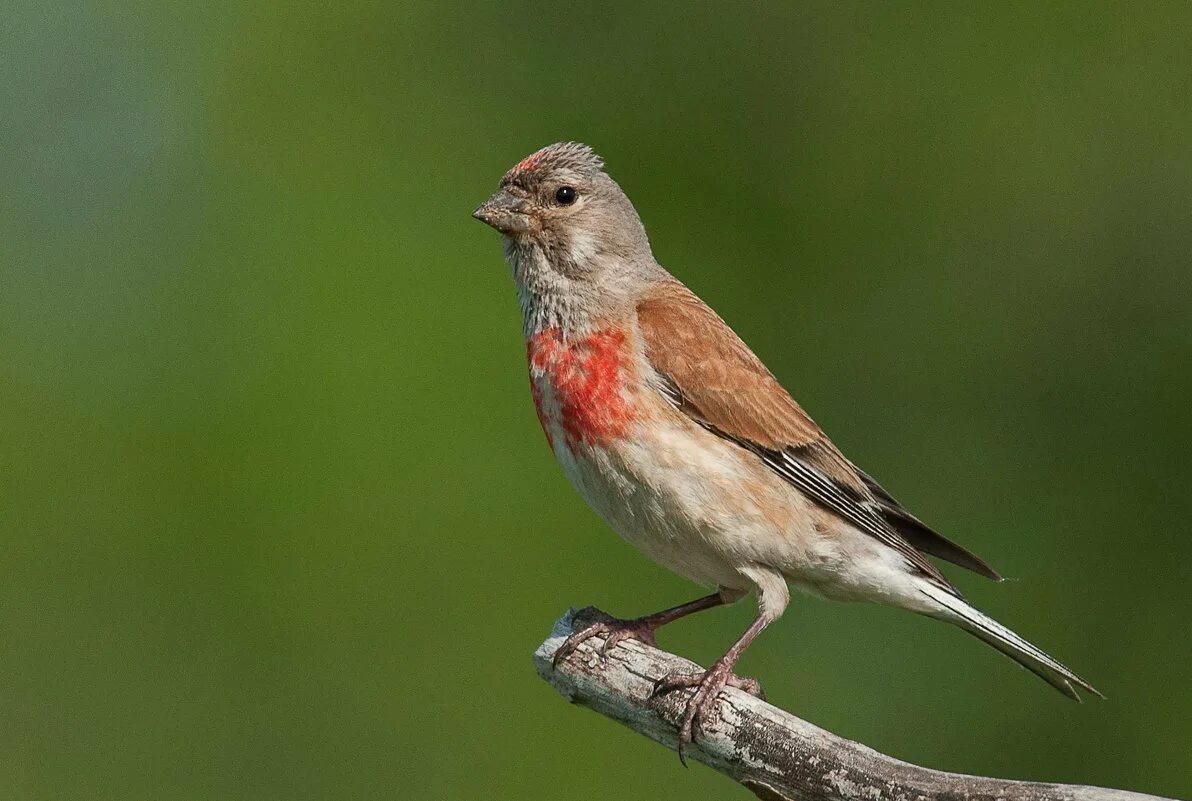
[552,609,662,668]
[651,664,766,758]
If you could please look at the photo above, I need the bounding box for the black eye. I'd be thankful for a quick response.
[554,186,577,205]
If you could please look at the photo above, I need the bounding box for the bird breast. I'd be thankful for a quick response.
[526,326,639,451]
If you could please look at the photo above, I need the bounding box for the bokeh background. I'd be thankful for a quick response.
[3,2,1190,799]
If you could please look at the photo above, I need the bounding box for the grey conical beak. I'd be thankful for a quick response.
[472,189,531,235]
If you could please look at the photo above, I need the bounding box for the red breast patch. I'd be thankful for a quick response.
[527,327,636,448]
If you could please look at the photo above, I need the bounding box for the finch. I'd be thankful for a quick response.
[473,142,1100,748]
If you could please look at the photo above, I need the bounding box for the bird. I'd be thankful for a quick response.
[472,141,1101,751]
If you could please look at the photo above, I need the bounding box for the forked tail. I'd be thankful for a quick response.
[920,583,1103,700]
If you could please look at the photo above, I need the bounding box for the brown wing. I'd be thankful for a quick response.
[637,280,997,593]
[635,280,854,477]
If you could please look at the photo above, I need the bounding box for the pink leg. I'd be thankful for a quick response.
[552,592,729,667]
[652,612,772,761]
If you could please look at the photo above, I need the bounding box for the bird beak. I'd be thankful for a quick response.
[472,188,532,235]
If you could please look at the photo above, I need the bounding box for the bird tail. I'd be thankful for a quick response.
[918,583,1103,700]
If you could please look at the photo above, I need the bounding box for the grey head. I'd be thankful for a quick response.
[473,142,664,331]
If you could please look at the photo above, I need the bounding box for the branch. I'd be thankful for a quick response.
[534,608,1170,801]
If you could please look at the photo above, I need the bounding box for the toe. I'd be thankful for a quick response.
[688,683,722,740]
[676,700,699,754]
[553,622,608,666]
[670,667,733,747]
[600,629,638,653]
[651,671,703,698]
[727,675,765,700]
[599,627,632,655]
[599,623,658,655]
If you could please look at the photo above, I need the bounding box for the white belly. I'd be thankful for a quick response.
[545,412,833,592]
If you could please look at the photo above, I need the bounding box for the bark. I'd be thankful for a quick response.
[534,608,1170,801]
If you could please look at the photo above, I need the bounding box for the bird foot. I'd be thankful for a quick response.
[552,607,662,668]
[651,662,765,762]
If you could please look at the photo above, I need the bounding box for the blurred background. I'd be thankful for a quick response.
[3,2,1190,799]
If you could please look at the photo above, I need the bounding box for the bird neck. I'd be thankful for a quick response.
[505,239,606,339]
[504,236,666,340]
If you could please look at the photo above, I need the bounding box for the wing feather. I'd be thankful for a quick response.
[856,469,1002,581]
[638,280,997,594]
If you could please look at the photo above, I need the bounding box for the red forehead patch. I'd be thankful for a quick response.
[512,151,544,174]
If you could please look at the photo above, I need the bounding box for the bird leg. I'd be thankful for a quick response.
[552,592,726,667]
[651,612,771,760]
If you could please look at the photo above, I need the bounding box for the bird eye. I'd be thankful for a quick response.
[554,186,577,205]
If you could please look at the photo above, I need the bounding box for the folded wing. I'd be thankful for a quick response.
[637,280,999,594]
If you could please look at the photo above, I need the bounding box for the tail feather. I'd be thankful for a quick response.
[920,584,1103,700]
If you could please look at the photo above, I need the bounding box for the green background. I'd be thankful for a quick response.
[3,3,1190,799]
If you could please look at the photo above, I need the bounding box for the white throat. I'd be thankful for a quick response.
[505,238,603,337]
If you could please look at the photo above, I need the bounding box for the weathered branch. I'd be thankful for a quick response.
[534,608,1170,801]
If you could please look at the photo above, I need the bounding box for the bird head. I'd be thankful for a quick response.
[473,143,653,278]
